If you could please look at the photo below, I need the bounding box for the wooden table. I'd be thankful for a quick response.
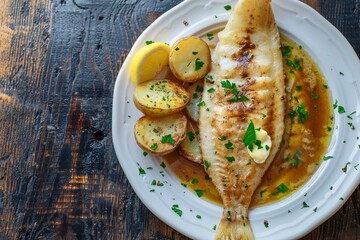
[0,0,359,239]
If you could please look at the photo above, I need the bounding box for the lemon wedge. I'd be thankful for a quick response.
[130,42,171,85]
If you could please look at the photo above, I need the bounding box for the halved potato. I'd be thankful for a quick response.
[178,121,203,164]
[134,113,187,155]
[185,80,204,122]
[134,79,190,117]
[169,36,211,82]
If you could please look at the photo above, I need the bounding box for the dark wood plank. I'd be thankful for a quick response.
[0,0,358,239]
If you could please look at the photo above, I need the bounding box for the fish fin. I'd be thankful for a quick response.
[215,217,254,240]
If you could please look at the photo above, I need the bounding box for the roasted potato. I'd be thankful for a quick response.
[178,121,203,164]
[169,36,211,83]
[134,79,191,117]
[134,113,187,155]
[185,80,204,122]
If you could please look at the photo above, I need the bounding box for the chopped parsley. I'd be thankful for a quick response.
[146,40,154,45]
[276,183,289,193]
[243,120,256,152]
[347,111,356,119]
[204,160,211,170]
[171,204,183,216]
[224,141,235,150]
[219,136,227,141]
[338,105,346,114]
[295,85,303,91]
[153,128,159,133]
[175,47,180,51]
[161,134,175,145]
[207,33,214,41]
[187,131,195,141]
[226,156,235,163]
[196,215,202,219]
[205,74,213,82]
[151,179,156,185]
[143,151,148,156]
[196,85,203,92]
[192,51,198,55]
[191,178,199,184]
[339,72,344,76]
[181,183,187,188]
[192,93,199,99]
[207,88,215,93]
[160,162,166,168]
[264,220,269,228]
[323,155,333,161]
[150,143,158,151]
[282,45,292,57]
[302,202,310,208]
[197,101,206,107]
[195,189,204,197]
[195,58,204,71]
[224,5,232,11]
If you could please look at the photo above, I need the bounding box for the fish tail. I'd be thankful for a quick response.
[215,217,254,240]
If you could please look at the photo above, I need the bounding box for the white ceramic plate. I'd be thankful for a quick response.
[112,0,360,239]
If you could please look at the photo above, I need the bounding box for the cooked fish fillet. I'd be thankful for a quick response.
[198,0,285,239]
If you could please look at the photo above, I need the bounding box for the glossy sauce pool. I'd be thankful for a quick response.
[162,36,333,207]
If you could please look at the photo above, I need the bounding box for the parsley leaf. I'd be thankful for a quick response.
[195,58,204,71]
[243,120,256,152]
[187,131,195,141]
[161,134,175,145]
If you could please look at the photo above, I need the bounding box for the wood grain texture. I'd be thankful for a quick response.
[0,0,359,239]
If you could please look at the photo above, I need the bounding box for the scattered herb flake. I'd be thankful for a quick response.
[191,179,199,184]
[138,167,146,175]
[296,85,303,91]
[204,160,211,170]
[172,204,183,216]
[213,225,217,230]
[175,47,180,51]
[333,99,338,109]
[302,202,310,209]
[264,220,269,228]
[224,4,232,11]
[161,134,175,145]
[192,51,199,55]
[282,45,292,57]
[313,207,318,212]
[225,141,235,150]
[322,84,328,89]
[151,179,156,185]
[181,183,187,188]
[219,136,227,141]
[146,40,154,45]
[342,162,351,173]
[339,197,344,201]
[276,183,289,193]
[239,95,250,101]
[195,58,204,71]
[339,72,344,76]
[208,88,215,93]
[196,215,202,219]
[150,143,158,151]
[197,101,206,107]
[143,151,148,156]
[192,93,199,99]
[196,85,203,92]
[195,189,204,197]
[338,106,346,114]
[323,156,333,161]
[226,156,235,163]
[187,131,195,141]
[160,162,166,168]
[207,33,214,41]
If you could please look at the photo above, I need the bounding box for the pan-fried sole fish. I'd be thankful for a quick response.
[199,0,285,239]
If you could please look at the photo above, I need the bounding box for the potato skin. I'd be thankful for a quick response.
[185,80,204,123]
[178,120,203,164]
[169,36,211,83]
[134,113,187,156]
[133,79,190,117]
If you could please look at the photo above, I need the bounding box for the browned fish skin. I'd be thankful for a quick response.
[198,0,285,239]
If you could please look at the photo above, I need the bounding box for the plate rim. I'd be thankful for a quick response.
[112,0,360,239]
